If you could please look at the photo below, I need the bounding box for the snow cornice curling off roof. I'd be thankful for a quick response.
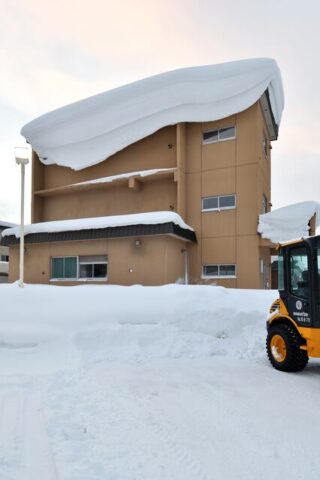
[21,58,284,171]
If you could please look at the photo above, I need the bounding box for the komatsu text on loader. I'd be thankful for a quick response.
[266,236,320,372]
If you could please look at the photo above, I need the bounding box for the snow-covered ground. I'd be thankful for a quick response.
[1,283,320,480]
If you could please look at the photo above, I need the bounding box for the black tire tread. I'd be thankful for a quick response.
[266,323,308,372]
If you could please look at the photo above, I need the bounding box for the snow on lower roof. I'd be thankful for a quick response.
[2,211,193,239]
[258,201,320,243]
[0,220,17,229]
[71,168,175,188]
[21,58,284,171]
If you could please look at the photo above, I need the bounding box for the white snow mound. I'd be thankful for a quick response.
[258,201,320,243]
[0,284,276,375]
[21,58,284,170]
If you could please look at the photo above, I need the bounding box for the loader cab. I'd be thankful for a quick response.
[278,236,320,328]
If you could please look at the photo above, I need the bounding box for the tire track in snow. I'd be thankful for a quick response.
[0,391,24,475]
[143,407,210,480]
[19,393,58,480]
[107,372,211,480]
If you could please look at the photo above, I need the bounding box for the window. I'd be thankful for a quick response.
[51,255,108,280]
[203,264,236,278]
[0,255,9,262]
[52,257,77,279]
[202,194,236,211]
[202,126,236,144]
[289,246,309,299]
[261,193,268,214]
[79,256,108,279]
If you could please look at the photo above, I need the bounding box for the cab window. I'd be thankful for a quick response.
[289,246,309,299]
[316,247,320,300]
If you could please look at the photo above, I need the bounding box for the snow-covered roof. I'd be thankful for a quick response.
[0,220,17,229]
[2,211,193,239]
[258,201,320,243]
[21,58,284,171]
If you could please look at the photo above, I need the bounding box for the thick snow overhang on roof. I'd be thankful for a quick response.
[21,58,284,171]
[2,211,196,245]
[258,201,320,244]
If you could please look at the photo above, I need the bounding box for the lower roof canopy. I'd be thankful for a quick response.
[2,221,196,246]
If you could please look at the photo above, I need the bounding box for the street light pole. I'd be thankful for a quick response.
[15,147,29,288]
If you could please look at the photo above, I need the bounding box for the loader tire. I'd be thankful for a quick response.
[266,323,308,372]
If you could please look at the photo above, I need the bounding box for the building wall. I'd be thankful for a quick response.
[32,126,177,222]
[41,178,177,222]
[8,236,186,286]
[15,100,273,288]
[185,103,271,288]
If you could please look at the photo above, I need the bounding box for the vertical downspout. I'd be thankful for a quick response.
[181,247,189,285]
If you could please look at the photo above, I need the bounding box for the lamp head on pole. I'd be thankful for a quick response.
[14,146,29,166]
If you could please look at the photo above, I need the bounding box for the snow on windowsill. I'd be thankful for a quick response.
[50,278,108,282]
[201,275,237,280]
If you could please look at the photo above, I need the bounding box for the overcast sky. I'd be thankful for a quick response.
[1,0,320,223]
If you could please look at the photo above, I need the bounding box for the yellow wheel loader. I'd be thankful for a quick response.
[266,236,320,372]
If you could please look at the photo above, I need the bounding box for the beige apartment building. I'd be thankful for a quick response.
[3,58,285,288]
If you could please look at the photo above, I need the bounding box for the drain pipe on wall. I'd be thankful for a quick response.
[181,248,189,285]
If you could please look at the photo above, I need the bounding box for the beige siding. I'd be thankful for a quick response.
[9,236,186,286]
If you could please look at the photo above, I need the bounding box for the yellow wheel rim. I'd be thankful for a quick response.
[271,334,287,362]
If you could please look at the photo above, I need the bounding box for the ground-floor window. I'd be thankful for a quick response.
[78,256,108,279]
[51,255,108,280]
[202,264,236,279]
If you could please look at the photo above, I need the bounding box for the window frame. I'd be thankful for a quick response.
[202,125,236,145]
[202,264,237,279]
[51,256,78,281]
[50,255,108,282]
[78,256,108,281]
[288,246,310,300]
[202,194,236,212]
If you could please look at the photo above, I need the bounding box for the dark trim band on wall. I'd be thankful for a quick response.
[2,222,197,246]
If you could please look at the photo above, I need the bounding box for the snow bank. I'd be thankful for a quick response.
[2,211,193,239]
[0,283,276,375]
[21,58,284,170]
[258,201,320,243]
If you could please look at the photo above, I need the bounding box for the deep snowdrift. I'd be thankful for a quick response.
[21,58,284,170]
[0,283,275,374]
